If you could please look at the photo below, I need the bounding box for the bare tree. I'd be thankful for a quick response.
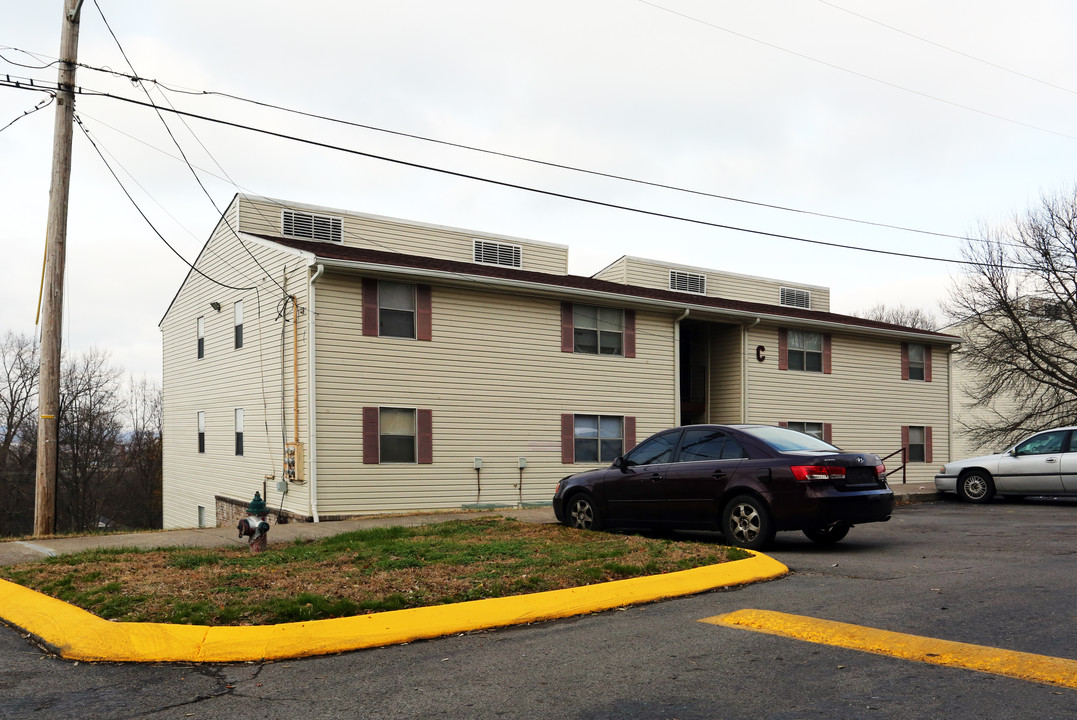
[945,186,1077,449]
[112,376,162,529]
[0,332,38,535]
[851,303,939,331]
[56,347,125,532]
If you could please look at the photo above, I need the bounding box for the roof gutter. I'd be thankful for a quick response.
[306,263,325,522]
[673,309,690,425]
[309,256,958,345]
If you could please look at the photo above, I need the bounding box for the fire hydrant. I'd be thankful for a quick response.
[237,492,271,553]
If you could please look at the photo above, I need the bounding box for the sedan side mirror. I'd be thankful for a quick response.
[611,456,626,471]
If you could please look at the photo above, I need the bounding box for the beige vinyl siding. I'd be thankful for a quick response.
[161,219,312,528]
[615,257,830,312]
[312,273,677,514]
[949,346,1020,460]
[236,196,569,275]
[591,257,629,284]
[743,324,950,484]
[708,324,744,423]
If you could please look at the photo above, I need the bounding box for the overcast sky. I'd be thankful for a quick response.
[4,0,1077,383]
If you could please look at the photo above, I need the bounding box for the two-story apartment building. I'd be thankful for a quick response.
[160,195,960,529]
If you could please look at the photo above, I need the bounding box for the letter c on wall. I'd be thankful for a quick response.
[756,345,766,362]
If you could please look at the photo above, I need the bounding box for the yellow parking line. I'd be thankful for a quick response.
[702,609,1077,690]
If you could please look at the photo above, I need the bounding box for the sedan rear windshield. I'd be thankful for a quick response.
[741,426,840,452]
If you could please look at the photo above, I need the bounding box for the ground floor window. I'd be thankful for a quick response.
[573,415,624,463]
[787,421,823,440]
[380,407,416,463]
[234,408,244,456]
[363,406,434,464]
[903,425,932,463]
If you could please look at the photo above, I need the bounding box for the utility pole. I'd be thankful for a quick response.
[34,0,85,537]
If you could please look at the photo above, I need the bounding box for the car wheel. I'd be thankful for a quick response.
[565,493,603,531]
[722,495,775,550]
[956,470,995,504]
[803,522,850,545]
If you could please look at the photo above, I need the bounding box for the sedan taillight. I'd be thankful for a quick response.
[791,465,846,482]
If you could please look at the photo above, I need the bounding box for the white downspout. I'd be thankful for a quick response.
[307,263,325,522]
[673,309,690,425]
[742,318,761,423]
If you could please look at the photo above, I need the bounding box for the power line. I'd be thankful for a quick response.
[73,89,996,268]
[71,60,976,243]
[814,0,1077,97]
[635,0,1077,142]
[0,94,54,134]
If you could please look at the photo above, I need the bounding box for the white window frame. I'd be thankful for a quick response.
[379,407,417,464]
[908,343,926,381]
[234,408,244,457]
[233,300,243,350]
[780,287,812,309]
[572,305,624,356]
[197,411,206,454]
[573,415,624,463]
[197,316,204,359]
[908,426,926,463]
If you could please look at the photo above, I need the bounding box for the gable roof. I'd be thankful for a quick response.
[252,233,960,344]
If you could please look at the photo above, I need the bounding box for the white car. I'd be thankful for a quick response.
[935,426,1077,503]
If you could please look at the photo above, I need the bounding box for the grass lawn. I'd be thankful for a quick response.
[1,516,747,626]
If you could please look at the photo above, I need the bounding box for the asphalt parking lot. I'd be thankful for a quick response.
[2,498,1076,719]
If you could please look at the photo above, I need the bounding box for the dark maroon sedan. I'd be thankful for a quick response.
[552,424,893,549]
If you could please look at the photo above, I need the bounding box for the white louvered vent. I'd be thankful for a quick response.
[282,209,343,243]
[780,287,812,309]
[669,270,706,295]
[473,240,522,268]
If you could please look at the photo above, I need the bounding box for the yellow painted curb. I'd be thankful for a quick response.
[0,552,786,663]
[704,609,1077,690]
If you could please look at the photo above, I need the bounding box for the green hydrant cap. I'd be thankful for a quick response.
[247,492,268,515]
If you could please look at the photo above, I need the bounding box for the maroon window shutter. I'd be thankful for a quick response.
[901,426,910,462]
[561,303,574,352]
[900,343,909,380]
[561,413,574,463]
[362,279,379,337]
[778,421,788,428]
[925,426,933,464]
[624,310,636,358]
[823,334,832,374]
[824,423,833,443]
[778,329,788,371]
[417,409,433,464]
[925,346,933,383]
[416,285,432,341]
[363,407,380,464]
[624,416,636,451]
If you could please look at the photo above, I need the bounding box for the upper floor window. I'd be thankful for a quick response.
[573,305,624,355]
[233,301,244,349]
[561,303,635,357]
[362,279,432,340]
[197,411,205,454]
[197,316,205,359]
[902,342,931,382]
[787,330,823,372]
[669,270,706,294]
[473,239,522,268]
[780,287,811,309]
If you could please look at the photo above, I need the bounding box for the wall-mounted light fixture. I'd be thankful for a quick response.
[210,302,222,312]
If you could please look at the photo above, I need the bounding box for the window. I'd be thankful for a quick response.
[780,287,811,309]
[362,279,433,340]
[233,301,243,349]
[197,506,206,529]
[678,428,746,462]
[282,209,342,242]
[362,407,433,464]
[623,429,678,466]
[669,270,706,294]
[572,415,624,463]
[788,330,823,372]
[903,425,931,463]
[1014,430,1067,456]
[902,342,931,382]
[197,316,204,359]
[786,422,824,441]
[234,408,244,456]
[573,305,624,355]
[473,239,522,268]
[197,411,205,454]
